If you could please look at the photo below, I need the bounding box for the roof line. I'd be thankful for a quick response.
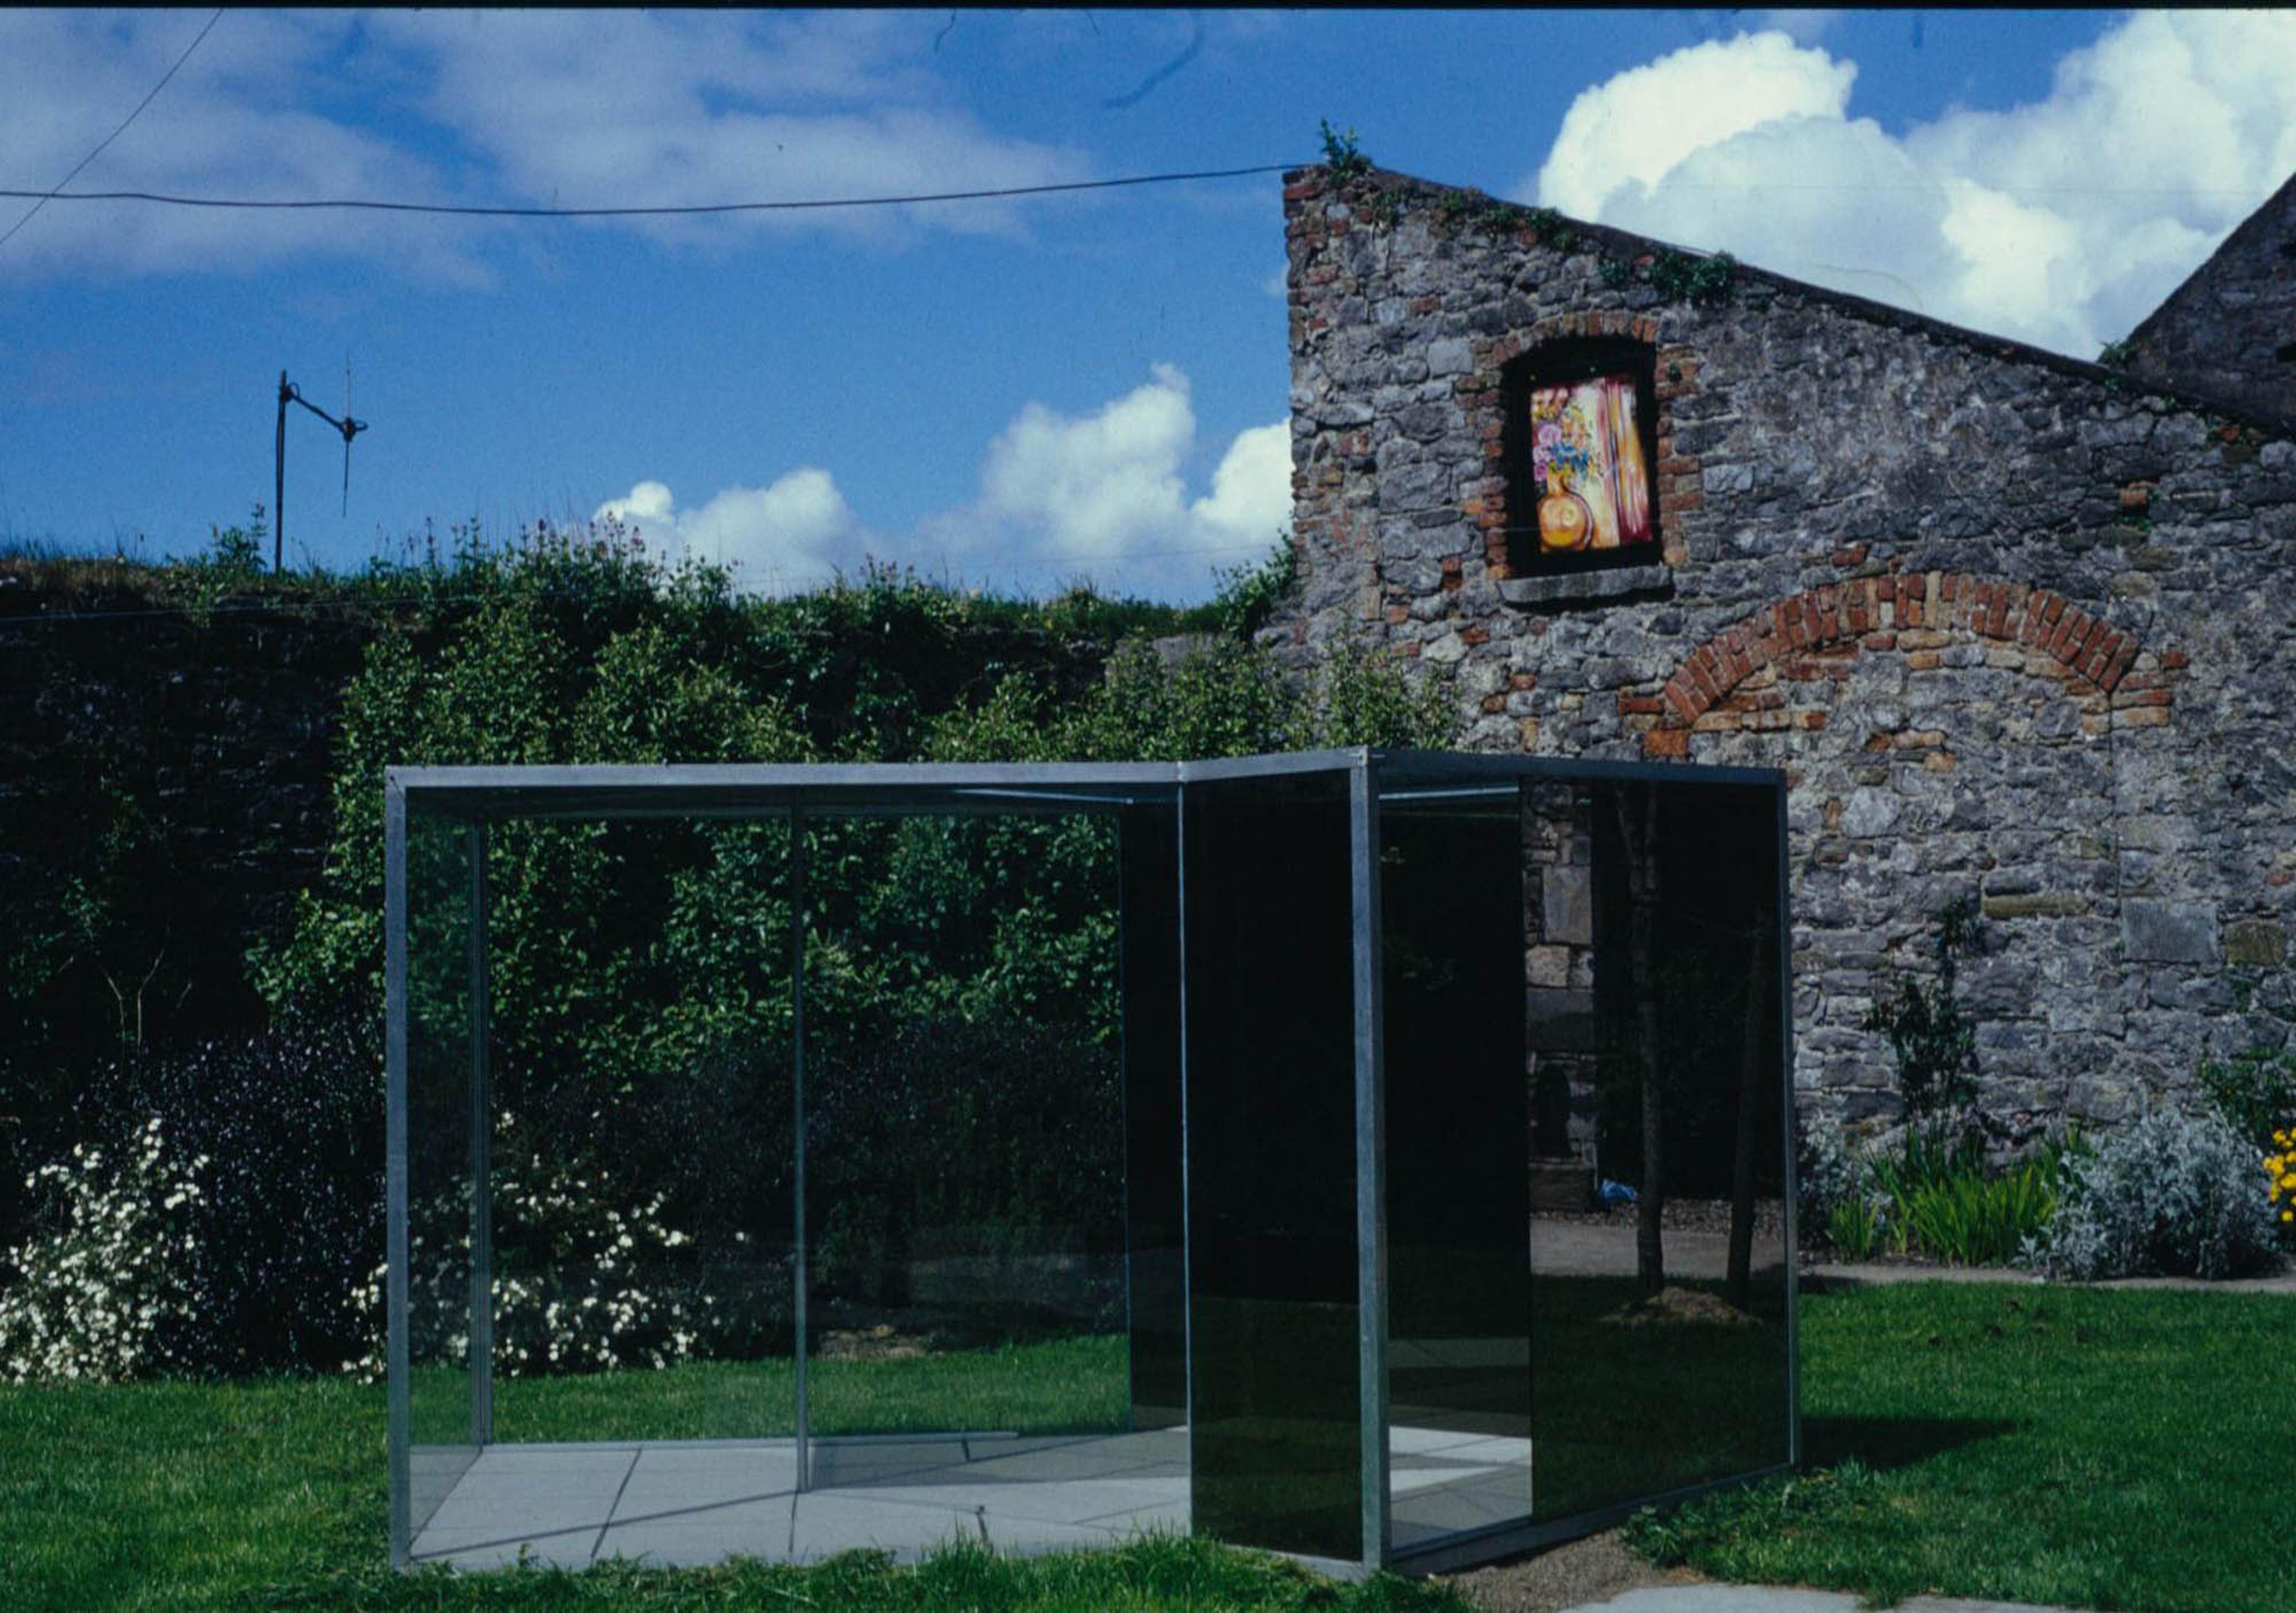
[2119,167,2296,358]
[1285,164,2295,441]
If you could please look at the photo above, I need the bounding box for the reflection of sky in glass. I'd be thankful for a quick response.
[1530,375,1653,552]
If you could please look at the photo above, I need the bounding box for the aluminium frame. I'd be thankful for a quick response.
[384,750,1796,1574]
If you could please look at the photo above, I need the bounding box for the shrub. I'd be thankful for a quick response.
[2199,1046,2296,1150]
[2028,1105,2279,1280]
[2268,1127,2294,1231]
[1796,1120,1861,1239]
[1801,1122,1892,1260]
[0,1118,207,1382]
[348,1108,712,1380]
[1897,1156,2057,1268]
[1862,897,1980,1126]
[1827,1189,1885,1264]
[65,1030,381,1374]
[1804,1120,2063,1267]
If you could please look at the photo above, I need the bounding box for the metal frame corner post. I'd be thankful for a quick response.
[384,781,411,1567]
[1775,776,1801,1471]
[1349,760,1391,1571]
[790,803,810,1493]
[1174,789,1194,1454]
[467,822,494,1446]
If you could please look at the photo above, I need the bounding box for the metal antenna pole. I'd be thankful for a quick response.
[342,358,354,517]
[272,368,369,574]
[274,371,289,573]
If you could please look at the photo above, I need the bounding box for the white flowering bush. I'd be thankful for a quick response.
[2026,1104,2279,1280]
[347,1110,710,1379]
[0,1118,209,1382]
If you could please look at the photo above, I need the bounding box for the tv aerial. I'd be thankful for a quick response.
[272,361,368,572]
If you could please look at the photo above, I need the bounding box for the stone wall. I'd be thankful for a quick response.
[2122,170,2296,427]
[1278,165,2296,1137]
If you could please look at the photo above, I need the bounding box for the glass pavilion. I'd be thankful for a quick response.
[387,750,1797,1577]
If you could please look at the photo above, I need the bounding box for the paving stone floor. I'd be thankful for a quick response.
[408,1423,1540,1571]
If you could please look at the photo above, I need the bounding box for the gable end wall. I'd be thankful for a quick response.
[1280,166,2296,1137]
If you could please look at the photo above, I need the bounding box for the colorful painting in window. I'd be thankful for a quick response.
[1529,373,1653,555]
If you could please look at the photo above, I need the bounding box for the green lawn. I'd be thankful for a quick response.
[1628,1282,2295,1612]
[0,1337,1459,1611]
[4,1287,2289,1609]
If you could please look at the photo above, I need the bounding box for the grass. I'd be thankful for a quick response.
[426,1334,1131,1445]
[0,1337,1461,1611]
[6,1287,2291,1608]
[1626,1282,2295,1612]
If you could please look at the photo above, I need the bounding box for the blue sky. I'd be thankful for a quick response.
[3,10,2292,599]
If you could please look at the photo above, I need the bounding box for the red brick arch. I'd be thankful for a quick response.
[1656,570,2157,737]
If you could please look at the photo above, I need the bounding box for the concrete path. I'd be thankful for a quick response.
[1560,1588,2087,1612]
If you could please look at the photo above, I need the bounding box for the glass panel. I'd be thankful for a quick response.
[1376,776,1532,1551]
[802,812,1134,1481]
[404,806,475,1538]
[1184,768,1360,1561]
[1531,777,1789,1519]
[481,816,798,1447]
[1120,804,1187,1431]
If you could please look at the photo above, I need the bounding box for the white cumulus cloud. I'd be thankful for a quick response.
[1525,11,2296,356]
[593,468,866,594]
[928,364,1290,598]
[614,366,1290,601]
[1537,30,1857,221]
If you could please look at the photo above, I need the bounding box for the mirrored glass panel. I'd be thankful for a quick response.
[1184,766,1361,1562]
[1529,777,1790,1520]
[1375,774,1533,1551]
[1120,803,1187,1434]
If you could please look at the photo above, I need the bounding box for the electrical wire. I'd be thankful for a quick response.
[0,9,225,251]
[0,170,2268,221]
[0,163,1303,221]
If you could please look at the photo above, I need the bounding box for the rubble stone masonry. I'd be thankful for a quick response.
[1278,164,2296,1138]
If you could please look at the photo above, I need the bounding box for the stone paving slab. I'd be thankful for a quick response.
[408,1432,1190,1572]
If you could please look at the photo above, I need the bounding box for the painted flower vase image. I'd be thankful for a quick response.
[1532,395,1598,552]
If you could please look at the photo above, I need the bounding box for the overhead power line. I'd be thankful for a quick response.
[0,8,224,251]
[0,162,1303,221]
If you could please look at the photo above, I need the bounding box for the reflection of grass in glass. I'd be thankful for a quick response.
[1190,1299,1363,1563]
[439,1333,1129,1445]
[1382,1249,1792,1528]
[1530,1274,1791,1520]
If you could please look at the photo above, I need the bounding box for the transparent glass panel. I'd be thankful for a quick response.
[1531,777,1790,1519]
[1376,775,1532,1550]
[404,806,475,1537]
[481,816,798,1447]
[802,812,1134,1483]
[1120,803,1187,1432]
[1184,768,1360,1562]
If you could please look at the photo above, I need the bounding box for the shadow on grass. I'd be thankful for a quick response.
[1801,1413,2018,1473]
